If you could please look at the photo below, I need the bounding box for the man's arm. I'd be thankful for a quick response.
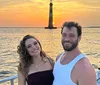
[77,58,97,85]
[56,53,63,61]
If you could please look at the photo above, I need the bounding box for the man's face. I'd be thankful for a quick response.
[61,27,80,51]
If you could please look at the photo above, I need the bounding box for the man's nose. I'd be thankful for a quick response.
[64,36,70,41]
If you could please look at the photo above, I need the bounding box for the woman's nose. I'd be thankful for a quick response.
[31,44,36,49]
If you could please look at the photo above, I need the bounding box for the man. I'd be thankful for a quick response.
[53,21,97,85]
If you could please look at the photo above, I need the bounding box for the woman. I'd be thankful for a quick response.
[17,35,54,85]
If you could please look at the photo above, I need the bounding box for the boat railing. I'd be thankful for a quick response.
[0,70,100,85]
[0,75,18,85]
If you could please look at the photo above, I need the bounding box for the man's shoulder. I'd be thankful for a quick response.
[56,53,63,61]
[76,57,93,69]
[76,57,95,75]
[75,57,97,85]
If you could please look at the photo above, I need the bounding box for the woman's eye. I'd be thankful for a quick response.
[34,42,37,45]
[27,45,31,48]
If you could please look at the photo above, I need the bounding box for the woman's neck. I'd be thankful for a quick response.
[32,55,42,64]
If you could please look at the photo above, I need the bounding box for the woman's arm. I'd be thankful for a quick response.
[18,71,26,85]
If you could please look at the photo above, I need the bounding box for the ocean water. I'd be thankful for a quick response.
[0,27,100,80]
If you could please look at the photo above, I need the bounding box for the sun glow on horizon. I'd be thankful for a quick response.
[0,0,100,27]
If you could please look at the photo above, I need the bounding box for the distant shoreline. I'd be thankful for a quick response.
[83,26,100,28]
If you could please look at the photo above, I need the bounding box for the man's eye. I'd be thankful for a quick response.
[62,34,67,37]
[69,34,75,37]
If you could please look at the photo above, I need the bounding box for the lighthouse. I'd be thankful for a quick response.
[45,0,57,29]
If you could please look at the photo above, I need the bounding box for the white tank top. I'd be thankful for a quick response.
[53,52,85,85]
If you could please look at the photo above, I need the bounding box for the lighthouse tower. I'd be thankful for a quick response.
[45,0,57,29]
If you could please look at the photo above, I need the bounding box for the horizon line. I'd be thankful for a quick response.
[0,26,100,28]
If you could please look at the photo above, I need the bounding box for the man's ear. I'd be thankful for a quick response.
[78,36,81,42]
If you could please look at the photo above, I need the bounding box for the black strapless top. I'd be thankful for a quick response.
[27,70,54,85]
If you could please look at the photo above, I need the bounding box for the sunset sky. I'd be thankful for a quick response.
[0,0,100,27]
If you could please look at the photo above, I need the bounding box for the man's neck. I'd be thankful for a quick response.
[64,47,81,59]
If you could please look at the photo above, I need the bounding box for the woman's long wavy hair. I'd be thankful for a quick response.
[17,35,47,79]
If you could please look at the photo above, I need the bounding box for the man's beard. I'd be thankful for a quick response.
[62,39,78,51]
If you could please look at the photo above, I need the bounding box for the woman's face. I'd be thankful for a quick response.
[25,38,41,57]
